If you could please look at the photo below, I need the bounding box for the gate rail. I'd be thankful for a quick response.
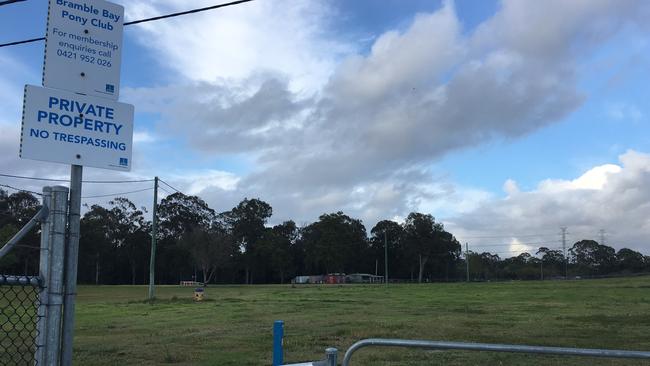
[341,338,650,365]
[1,186,69,366]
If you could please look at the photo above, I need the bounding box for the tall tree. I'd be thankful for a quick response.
[301,212,368,274]
[569,239,616,275]
[158,193,216,239]
[224,198,272,284]
[403,213,459,283]
[258,221,298,283]
[181,226,236,285]
[616,248,646,273]
[79,204,113,284]
[370,220,404,278]
[107,197,149,285]
[157,192,216,283]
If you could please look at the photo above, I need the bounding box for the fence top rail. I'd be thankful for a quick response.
[341,338,650,366]
[0,274,41,287]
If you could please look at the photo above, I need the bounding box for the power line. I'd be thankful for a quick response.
[0,173,153,184]
[0,183,42,196]
[159,179,181,194]
[0,0,27,6]
[123,0,254,26]
[158,186,173,195]
[81,187,153,199]
[0,0,255,48]
[460,233,558,239]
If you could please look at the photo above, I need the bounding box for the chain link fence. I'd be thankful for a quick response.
[0,275,41,366]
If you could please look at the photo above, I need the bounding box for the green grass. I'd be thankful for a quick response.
[68,277,650,365]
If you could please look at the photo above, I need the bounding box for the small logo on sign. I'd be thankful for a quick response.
[106,84,115,93]
[119,158,128,166]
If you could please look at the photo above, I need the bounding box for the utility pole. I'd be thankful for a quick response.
[465,242,470,282]
[148,177,159,301]
[384,230,388,285]
[540,257,544,281]
[561,227,567,279]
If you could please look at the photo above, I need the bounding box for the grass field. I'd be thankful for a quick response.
[68,277,650,365]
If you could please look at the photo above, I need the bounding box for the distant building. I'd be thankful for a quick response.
[309,275,325,284]
[346,273,384,284]
[293,276,309,284]
[293,273,382,284]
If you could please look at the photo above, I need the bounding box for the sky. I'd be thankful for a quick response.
[1,0,650,256]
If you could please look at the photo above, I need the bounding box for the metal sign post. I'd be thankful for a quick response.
[18,0,131,364]
[61,165,82,365]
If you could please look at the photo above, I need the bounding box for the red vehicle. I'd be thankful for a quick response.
[325,273,346,284]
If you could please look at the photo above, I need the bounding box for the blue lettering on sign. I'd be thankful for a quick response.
[56,0,99,16]
[55,0,122,22]
[119,158,128,166]
[91,18,113,30]
[30,128,49,139]
[48,131,127,151]
[105,84,114,93]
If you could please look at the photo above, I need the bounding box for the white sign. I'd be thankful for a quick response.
[43,0,124,100]
[20,85,134,171]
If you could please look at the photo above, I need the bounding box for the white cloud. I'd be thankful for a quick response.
[606,102,643,122]
[133,131,156,144]
[503,179,519,196]
[119,0,650,229]
[171,170,240,196]
[538,164,622,192]
[447,150,650,254]
[125,0,351,94]
[2,0,649,234]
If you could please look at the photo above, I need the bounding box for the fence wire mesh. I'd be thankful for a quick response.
[0,275,41,366]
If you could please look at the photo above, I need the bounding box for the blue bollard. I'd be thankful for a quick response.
[273,320,284,366]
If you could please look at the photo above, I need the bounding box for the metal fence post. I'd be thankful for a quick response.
[273,320,284,366]
[325,347,338,366]
[62,164,82,366]
[35,187,53,365]
[45,185,69,366]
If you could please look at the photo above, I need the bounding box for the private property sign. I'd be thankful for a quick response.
[20,85,134,171]
[43,0,124,100]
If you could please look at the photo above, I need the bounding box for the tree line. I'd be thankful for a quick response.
[1,189,649,284]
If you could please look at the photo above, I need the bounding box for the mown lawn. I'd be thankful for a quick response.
[71,277,650,365]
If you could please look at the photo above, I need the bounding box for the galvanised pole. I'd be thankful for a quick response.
[325,347,338,366]
[465,243,469,282]
[62,165,82,366]
[384,230,388,285]
[561,227,567,279]
[45,185,69,366]
[35,187,52,365]
[342,339,650,365]
[148,177,159,301]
